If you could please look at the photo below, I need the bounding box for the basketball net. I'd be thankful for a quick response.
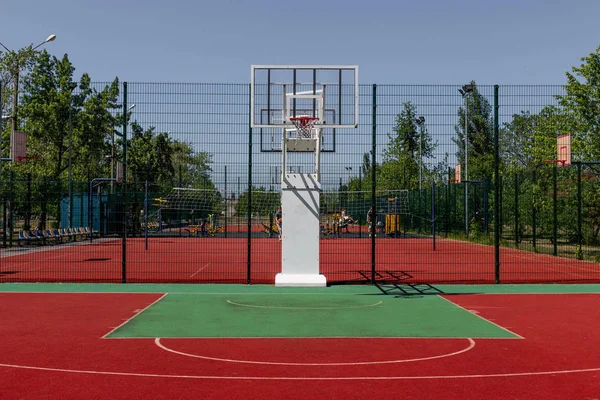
[289,116,319,139]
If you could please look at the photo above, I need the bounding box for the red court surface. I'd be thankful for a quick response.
[1,237,599,284]
[1,291,599,399]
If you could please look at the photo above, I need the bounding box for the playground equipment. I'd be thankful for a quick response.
[384,191,408,237]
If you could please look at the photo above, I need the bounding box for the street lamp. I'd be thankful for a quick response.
[0,34,57,159]
[415,116,425,192]
[110,103,135,192]
[345,166,352,184]
[0,34,56,246]
[459,84,474,235]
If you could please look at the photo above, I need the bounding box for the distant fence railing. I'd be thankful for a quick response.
[1,83,599,284]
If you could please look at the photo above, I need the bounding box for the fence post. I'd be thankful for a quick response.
[2,195,6,247]
[371,84,377,285]
[145,180,148,251]
[224,165,228,239]
[9,169,13,247]
[483,178,489,233]
[178,165,182,237]
[532,168,537,251]
[247,84,253,285]
[553,164,558,256]
[577,162,582,251]
[121,82,128,284]
[499,174,503,238]
[431,181,436,251]
[514,170,519,247]
[493,84,500,284]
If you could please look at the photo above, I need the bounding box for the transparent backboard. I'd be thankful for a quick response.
[251,65,358,129]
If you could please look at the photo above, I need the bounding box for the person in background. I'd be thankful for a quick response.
[367,206,376,237]
[276,206,283,241]
[338,208,357,235]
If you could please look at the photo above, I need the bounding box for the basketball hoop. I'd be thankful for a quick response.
[544,159,567,167]
[289,116,319,139]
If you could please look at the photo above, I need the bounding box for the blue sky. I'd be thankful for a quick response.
[2,0,599,85]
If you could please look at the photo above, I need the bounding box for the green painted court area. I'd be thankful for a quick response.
[107,293,518,339]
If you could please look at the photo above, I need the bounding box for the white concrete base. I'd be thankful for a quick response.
[275,273,327,287]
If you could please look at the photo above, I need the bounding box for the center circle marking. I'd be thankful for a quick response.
[225,299,383,310]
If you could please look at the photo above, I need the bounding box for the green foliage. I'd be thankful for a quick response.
[381,102,436,190]
[0,48,218,229]
[235,188,280,217]
[128,122,174,187]
[170,140,213,189]
[575,244,584,260]
[557,47,600,243]
[496,45,600,247]
[454,82,494,180]
[559,45,600,162]
[128,123,213,193]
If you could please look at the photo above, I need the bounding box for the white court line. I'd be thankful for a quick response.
[226,299,382,310]
[1,361,600,380]
[2,290,600,295]
[190,263,211,278]
[102,293,168,339]
[437,296,524,339]
[154,337,475,366]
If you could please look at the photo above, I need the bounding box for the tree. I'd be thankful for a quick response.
[557,46,600,243]
[170,140,213,190]
[235,186,280,218]
[127,122,214,194]
[559,45,600,162]
[454,82,494,180]
[10,51,119,228]
[381,102,435,190]
[0,42,45,160]
[128,122,175,187]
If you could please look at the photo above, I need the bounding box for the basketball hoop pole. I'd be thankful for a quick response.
[278,85,325,287]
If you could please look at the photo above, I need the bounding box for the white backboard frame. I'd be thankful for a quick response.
[250,65,358,129]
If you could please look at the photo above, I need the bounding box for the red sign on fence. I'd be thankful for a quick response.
[11,131,27,162]
[455,164,461,184]
[116,161,123,182]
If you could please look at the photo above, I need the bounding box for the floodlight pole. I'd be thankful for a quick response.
[67,82,77,228]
